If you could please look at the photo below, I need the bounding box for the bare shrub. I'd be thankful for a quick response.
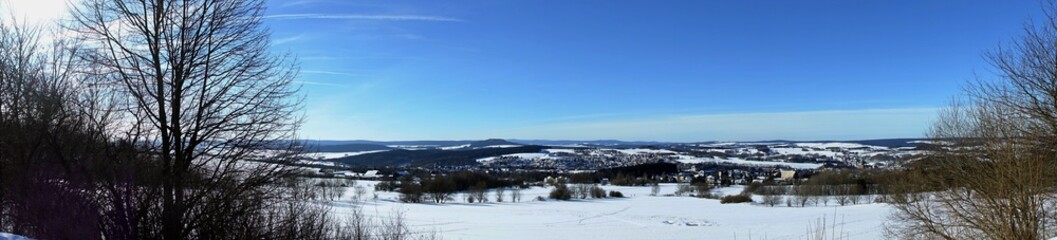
[510,187,522,202]
[589,186,607,199]
[720,194,753,204]
[469,182,488,203]
[549,184,572,201]
[494,187,505,202]
[887,3,1057,239]
[674,183,693,197]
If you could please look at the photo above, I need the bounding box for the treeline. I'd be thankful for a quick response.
[568,162,679,185]
[380,171,523,203]
[739,169,910,207]
[548,184,616,201]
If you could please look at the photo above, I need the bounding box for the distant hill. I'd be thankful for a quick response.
[304,139,526,148]
[690,138,929,149]
[331,145,546,167]
[466,139,520,148]
[507,139,672,147]
[299,138,929,152]
[840,138,928,148]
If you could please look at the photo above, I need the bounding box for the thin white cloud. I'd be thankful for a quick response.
[294,80,346,87]
[494,108,939,142]
[280,0,316,7]
[264,14,464,22]
[301,70,362,76]
[272,33,307,46]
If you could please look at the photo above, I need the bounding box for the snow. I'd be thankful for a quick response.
[301,150,389,160]
[675,156,823,169]
[296,159,338,166]
[0,232,30,240]
[328,182,890,240]
[544,149,577,154]
[476,153,552,163]
[770,147,839,157]
[387,145,436,150]
[504,153,549,159]
[440,144,470,150]
[483,144,523,148]
[611,148,677,155]
[909,140,951,146]
[795,143,886,150]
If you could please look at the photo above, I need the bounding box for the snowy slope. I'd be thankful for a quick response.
[329,182,889,240]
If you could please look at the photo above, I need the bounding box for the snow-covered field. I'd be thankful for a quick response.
[673,156,823,169]
[327,181,891,240]
[302,150,390,160]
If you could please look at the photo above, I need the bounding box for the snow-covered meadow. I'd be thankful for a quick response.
[325,181,891,240]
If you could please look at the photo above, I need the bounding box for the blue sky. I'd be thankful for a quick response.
[261,0,1041,142]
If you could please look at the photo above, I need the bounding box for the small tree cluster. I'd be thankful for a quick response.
[693,183,713,198]
[399,180,424,203]
[468,182,489,203]
[589,186,607,199]
[756,186,786,207]
[548,184,572,201]
[572,184,592,199]
[510,187,522,202]
[674,183,693,197]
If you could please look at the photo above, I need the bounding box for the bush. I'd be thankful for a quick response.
[549,184,572,200]
[375,181,397,192]
[674,183,693,196]
[589,186,607,199]
[720,194,753,204]
[398,181,423,203]
[743,182,763,195]
[608,191,624,198]
[693,183,712,198]
[762,194,783,207]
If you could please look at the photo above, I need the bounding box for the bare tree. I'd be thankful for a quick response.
[793,184,812,207]
[835,185,851,206]
[760,186,784,207]
[68,0,307,238]
[353,185,367,203]
[0,20,104,238]
[887,3,1057,239]
[674,183,692,197]
[573,184,592,199]
[510,187,521,202]
[468,182,488,203]
[694,183,713,198]
[494,187,505,202]
[337,207,373,240]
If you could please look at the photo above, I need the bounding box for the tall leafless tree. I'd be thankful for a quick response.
[68,0,305,238]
